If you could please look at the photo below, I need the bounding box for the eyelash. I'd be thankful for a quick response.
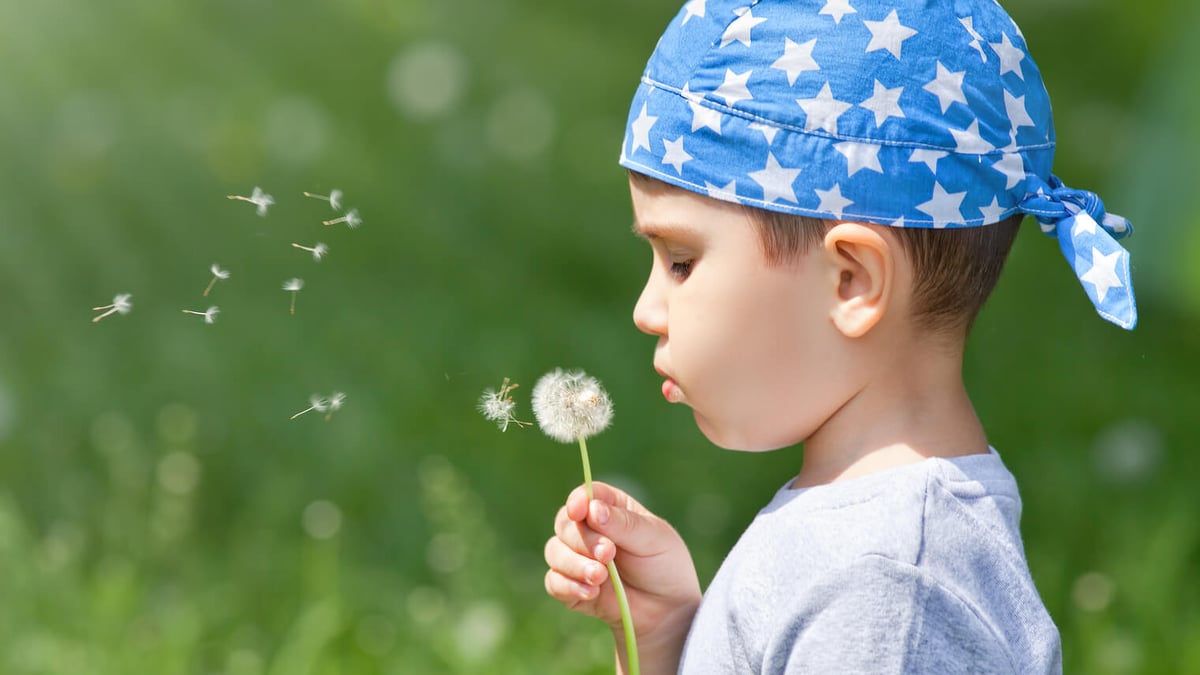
[669,259,694,280]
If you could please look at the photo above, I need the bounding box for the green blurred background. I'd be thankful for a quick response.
[0,0,1196,672]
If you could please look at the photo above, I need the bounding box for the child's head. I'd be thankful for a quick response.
[620,0,1138,451]
[619,0,1136,330]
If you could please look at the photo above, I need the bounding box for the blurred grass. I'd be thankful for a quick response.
[0,0,1197,672]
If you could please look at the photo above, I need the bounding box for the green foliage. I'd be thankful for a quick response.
[0,0,1195,672]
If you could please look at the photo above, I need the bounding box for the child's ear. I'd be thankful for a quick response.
[822,223,895,338]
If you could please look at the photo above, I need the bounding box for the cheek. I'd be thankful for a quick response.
[674,273,822,435]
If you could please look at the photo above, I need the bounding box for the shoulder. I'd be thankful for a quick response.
[762,556,1028,674]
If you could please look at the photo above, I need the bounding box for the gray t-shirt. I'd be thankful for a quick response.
[678,450,1062,674]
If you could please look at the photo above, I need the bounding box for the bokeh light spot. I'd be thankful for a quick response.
[387,41,469,120]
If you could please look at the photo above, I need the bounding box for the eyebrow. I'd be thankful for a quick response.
[631,220,696,241]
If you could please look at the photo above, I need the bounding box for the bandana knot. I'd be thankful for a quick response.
[1019,175,1137,328]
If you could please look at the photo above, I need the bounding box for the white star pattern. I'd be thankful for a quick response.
[979,197,1007,223]
[950,120,994,154]
[682,0,706,25]
[1004,90,1035,133]
[819,0,856,25]
[991,153,1024,189]
[1078,247,1124,302]
[909,149,947,173]
[959,16,987,63]
[816,183,854,219]
[1072,211,1099,236]
[834,141,883,177]
[714,69,754,107]
[923,62,967,114]
[706,179,737,200]
[682,84,722,134]
[630,103,657,154]
[748,152,803,204]
[990,33,1026,80]
[915,182,967,227]
[749,122,779,144]
[858,80,905,127]
[796,83,852,135]
[661,136,693,174]
[863,10,918,60]
[771,38,820,86]
[720,7,767,48]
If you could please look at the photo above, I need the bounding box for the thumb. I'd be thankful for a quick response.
[587,490,672,559]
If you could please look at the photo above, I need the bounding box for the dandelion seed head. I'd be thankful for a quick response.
[328,392,346,411]
[531,368,613,443]
[283,278,304,292]
[478,389,518,432]
[309,395,330,412]
[113,294,133,314]
[203,306,220,324]
[312,243,329,260]
[210,264,230,279]
[249,186,275,216]
[344,209,362,228]
[329,189,343,211]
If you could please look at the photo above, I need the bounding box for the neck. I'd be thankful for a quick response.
[792,342,989,489]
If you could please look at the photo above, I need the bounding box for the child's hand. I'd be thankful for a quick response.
[545,481,702,673]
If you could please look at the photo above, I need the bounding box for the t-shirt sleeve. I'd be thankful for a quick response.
[761,555,1018,675]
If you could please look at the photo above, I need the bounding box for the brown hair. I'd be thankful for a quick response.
[630,171,1020,337]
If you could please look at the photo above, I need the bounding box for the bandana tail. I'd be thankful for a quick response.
[1051,209,1138,330]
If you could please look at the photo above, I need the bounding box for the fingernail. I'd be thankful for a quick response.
[591,501,609,526]
[586,562,603,583]
[593,543,606,560]
[576,583,593,599]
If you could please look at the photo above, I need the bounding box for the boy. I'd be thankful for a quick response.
[544,0,1136,673]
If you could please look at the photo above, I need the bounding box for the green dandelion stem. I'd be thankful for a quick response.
[578,435,639,675]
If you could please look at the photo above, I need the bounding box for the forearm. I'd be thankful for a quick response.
[612,601,700,675]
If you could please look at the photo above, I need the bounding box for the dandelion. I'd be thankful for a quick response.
[92,293,133,323]
[303,189,343,211]
[531,368,635,674]
[181,306,220,324]
[203,263,230,296]
[323,208,361,229]
[531,369,614,444]
[291,242,329,262]
[477,377,532,432]
[282,278,304,315]
[324,392,346,421]
[226,186,275,216]
[291,394,330,420]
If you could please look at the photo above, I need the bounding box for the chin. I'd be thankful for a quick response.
[694,411,795,453]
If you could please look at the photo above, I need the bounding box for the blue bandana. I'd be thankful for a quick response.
[619,0,1136,329]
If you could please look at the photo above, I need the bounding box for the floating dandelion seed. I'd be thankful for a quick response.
[292,242,329,262]
[291,394,330,420]
[92,293,133,323]
[477,377,532,432]
[325,392,346,421]
[182,306,220,324]
[203,263,230,297]
[226,186,275,216]
[282,278,304,315]
[323,208,361,229]
[303,189,343,211]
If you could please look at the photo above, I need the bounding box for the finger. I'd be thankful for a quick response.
[554,509,609,559]
[544,536,609,586]
[544,568,599,608]
[587,497,672,558]
[566,481,645,522]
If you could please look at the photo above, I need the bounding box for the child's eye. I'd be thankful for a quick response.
[669,259,694,280]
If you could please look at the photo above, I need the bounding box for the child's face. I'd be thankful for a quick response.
[630,178,852,452]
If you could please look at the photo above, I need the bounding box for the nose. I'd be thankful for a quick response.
[633,270,667,337]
